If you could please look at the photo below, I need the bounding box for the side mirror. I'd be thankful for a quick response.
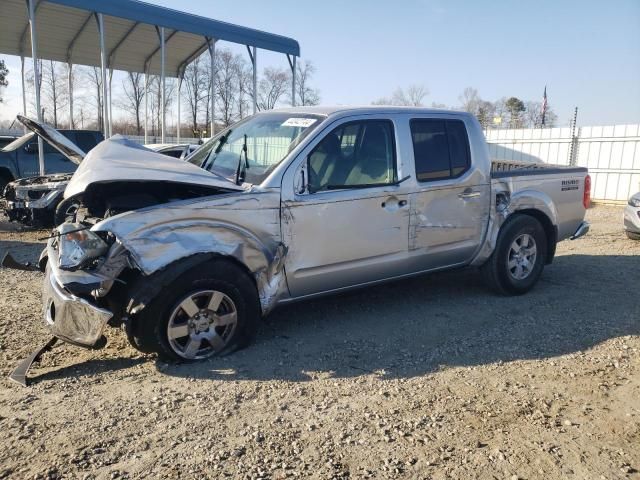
[24,143,38,154]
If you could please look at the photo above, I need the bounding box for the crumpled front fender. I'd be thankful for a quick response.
[93,192,286,313]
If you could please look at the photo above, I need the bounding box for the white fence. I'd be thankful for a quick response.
[126,135,201,145]
[485,124,640,202]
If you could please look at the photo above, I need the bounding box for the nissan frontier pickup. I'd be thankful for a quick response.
[30,107,590,363]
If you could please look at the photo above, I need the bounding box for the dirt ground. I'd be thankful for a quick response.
[0,205,638,480]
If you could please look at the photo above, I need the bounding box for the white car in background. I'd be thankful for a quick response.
[624,192,640,240]
[146,143,200,160]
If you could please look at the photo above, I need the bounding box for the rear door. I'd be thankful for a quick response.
[407,116,491,270]
[16,137,40,177]
[45,132,78,174]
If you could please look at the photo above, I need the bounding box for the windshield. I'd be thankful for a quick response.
[1,132,35,152]
[187,112,324,185]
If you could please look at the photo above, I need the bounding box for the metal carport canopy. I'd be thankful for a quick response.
[0,0,300,77]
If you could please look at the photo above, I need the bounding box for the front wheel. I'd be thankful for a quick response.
[129,258,260,361]
[481,215,547,295]
[54,195,81,225]
[626,230,640,241]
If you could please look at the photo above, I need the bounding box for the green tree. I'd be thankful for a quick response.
[505,97,526,128]
[0,59,9,103]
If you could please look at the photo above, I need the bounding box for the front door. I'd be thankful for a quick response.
[282,118,411,297]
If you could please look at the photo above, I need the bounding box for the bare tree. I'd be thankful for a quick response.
[459,87,481,115]
[85,67,104,131]
[183,55,208,134]
[120,72,145,135]
[146,75,175,137]
[294,60,320,106]
[0,59,9,103]
[236,60,253,119]
[215,49,241,127]
[373,84,428,106]
[524,101,557,128]
[257,67,289,111]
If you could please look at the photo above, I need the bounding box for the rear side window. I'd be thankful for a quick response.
[410,119,471,181]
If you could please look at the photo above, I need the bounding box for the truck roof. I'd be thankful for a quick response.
[272,105,474,118]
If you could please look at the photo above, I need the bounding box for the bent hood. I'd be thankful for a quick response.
[65,135,243,198]
[17,115,85,164]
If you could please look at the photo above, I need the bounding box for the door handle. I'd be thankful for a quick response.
[381,198,408,209]
[458,191,480,199]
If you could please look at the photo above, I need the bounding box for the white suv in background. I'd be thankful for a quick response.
[624,192,640,240]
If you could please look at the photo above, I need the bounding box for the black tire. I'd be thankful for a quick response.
[54,195,81,225]
[130,258,260,362]
[480,214,547,295]
[0,175,12,196]
[626,230,640,241]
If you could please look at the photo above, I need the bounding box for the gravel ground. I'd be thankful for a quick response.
[0,205,638,480]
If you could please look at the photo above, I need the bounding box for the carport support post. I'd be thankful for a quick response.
[20,56,27,133]
[96,13,109,138]
[108,69,114,137]
[158,26,166,144]
[288,55,296,107]
[252,46,257,114]
[144,69,148,144]
[67,62,74,128]
[206,37,216,137]
[177,71,183,144]
[27,0,45,176]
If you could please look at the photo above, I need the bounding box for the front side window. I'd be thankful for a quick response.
[187,112,323,185]
[307,120,396,193]
[411,119,471,181]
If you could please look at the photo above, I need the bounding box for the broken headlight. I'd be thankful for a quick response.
[58,223,110,271]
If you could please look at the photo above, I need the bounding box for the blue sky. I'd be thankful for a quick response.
[1,0,639,126]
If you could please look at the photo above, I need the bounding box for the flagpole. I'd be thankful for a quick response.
[541,86,547,128]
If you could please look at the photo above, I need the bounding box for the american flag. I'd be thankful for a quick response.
[541,86,548,126]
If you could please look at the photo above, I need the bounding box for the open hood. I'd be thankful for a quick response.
[17,115,85,164]
[65,135,244,198]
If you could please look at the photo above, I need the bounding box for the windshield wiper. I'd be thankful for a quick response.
[234,134,250,185]
[202,130,231,170]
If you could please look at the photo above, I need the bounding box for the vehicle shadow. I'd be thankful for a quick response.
[159,253,640,382]
[0,239,46,266]
[32,357,147,383]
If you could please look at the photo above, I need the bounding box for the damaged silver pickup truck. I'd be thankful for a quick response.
[33,107,590,364]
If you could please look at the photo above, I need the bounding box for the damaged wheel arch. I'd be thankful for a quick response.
[122,253,261,358]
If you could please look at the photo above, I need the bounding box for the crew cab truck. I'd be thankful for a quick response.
[1,125,103,225]
[37,107,590,363]
[0,128,103,189]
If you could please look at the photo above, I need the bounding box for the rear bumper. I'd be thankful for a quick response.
[42,264,113,347]
[570,221,590,240]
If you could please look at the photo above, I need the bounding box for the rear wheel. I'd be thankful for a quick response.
[129,258,260,361]
[481,215,547,295]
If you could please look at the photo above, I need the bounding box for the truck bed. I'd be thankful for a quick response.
[491,160,587,178]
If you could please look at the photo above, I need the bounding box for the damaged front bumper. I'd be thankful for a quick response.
[2,176,69,226]
[42,263,113,347]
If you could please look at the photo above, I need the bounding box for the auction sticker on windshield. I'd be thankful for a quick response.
[281,118,317,128]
